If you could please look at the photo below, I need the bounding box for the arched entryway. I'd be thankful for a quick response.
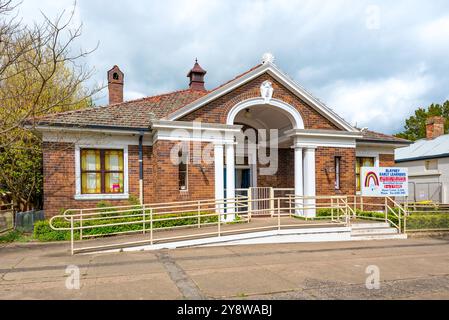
[217,98,317,220]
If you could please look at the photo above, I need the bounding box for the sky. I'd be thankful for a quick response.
[16,0,449,134]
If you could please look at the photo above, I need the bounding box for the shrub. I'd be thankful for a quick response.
[34,220,74,242]
[33,211,220,242]
[0,230,25,243]
[406,214,449,230]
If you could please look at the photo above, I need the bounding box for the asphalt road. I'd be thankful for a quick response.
[1,237,449,300]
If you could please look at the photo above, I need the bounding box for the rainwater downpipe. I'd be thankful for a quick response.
[139,131,144,205]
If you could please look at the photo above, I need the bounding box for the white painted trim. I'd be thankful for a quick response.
[152,120,242,132]
[356,150,381,167]
[36,125,148,136]
[409,171,442,178]
[75,144,129,201]
[152,121,241,145]
[294,137,357,149]
[96,227,353,253]
[43,130,152,146]
[74,194,130,201]
[287,129,363,139]
[226,98,305,130]
[167,62,357,132]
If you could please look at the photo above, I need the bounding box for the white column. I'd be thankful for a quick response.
[214,144,225,222]
[294,145,304,216]
[304,147,317,218]
[226,143,236,222]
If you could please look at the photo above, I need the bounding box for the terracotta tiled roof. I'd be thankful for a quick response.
[34,63,411,147]
[358,129,411,144]
[35,89,208,130]
[35,64,263,130]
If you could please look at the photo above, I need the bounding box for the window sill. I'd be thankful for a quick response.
[74,194,130,201]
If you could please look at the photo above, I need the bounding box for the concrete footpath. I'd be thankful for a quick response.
[1,237,449,300]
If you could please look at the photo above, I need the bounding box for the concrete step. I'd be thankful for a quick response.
[351,222,391,229]
[351,233,408,241]
[351,227,398,236]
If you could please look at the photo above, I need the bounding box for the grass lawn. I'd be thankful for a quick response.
[0,230,34,243]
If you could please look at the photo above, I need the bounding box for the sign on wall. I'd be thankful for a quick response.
[361,167,409,197]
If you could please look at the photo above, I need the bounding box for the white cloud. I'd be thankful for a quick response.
[319,72,435,133]
[15,0,449,133]
[124,91,146,101]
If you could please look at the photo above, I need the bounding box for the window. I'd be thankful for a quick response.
[425,160,438,171]
[179,150,188,191]
[335,157,341,190]
[356,157,375,192]
[81,149,124,194]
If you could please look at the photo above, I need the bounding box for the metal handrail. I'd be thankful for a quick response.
[50,194,357,255]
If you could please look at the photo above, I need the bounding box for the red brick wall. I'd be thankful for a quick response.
[379,154,395,167]
[316,147,356,196]
[42,142,153,218]
[150,140,215,204]
[180,73,340,130]
[258,149,295,188]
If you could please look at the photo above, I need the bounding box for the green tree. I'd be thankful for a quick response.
[395,101,449,141]
[0,1,99,211]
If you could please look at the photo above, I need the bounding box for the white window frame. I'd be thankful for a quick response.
[335,156,341,190]
[355,151,380,195]
[179,151,189,193]
[74,144,129,201]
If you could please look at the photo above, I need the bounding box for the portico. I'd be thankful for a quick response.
[217,96,323,220]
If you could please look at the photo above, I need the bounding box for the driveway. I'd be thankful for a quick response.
[1,237,449,300]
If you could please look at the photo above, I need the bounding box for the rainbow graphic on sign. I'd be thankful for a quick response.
[364,171,380,190]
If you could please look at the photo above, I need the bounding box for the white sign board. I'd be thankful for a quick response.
[361,167,408,197]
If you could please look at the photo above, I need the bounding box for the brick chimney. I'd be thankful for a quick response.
[426,116,445,139]
[108,65,124,104]
[187,59,207,91]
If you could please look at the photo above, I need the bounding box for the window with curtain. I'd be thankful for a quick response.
[356,157,375,191]
[81,149,124,194]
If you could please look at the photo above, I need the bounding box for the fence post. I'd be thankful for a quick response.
[289,194,292,217]
[248,189,252,222]
[79,210,83,241]
[345,197,348,220]
[278,198,281,231]
[70,215,74,256]
[150,209,153,245]
[361,196,364,212]
[198,201,201,229]
[385,198,388,223]
[404,209,407,234]
[218,208,221,237]
[331,197,334,222]
[142,205,146,235]
[270,188,275,217]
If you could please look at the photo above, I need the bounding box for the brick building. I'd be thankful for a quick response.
[34,55,410,218]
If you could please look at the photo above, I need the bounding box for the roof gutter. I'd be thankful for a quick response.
[396,153,449,163]
[32,123,152,135]
[356,139,412,146]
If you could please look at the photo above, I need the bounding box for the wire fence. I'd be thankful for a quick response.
[0,203,14,234]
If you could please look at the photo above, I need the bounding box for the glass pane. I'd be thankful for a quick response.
[82,173,101,194]
[105,150,124,171]
[81,150,100,171]
[105,173,124,193]
[363,158,375,167]
[179,172,187,190]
